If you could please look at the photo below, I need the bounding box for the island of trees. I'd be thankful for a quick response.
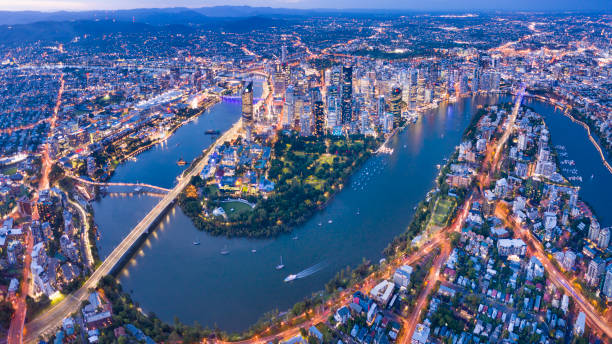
[179,132,383,238]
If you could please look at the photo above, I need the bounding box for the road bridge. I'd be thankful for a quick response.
[24,119,243,343]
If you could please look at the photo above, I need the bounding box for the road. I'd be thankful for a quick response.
[67,198,94,269]
[513,221,612,338]
[7,231,33,344]
[400,195,472,344]
[8,73,65,344]
[24,119,244,343]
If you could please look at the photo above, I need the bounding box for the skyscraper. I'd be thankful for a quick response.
[241,81,253,139]
[281,44,287,64]
[341,66,353,124]
[602,264,612,301]
[598,227,610,249]
[313,100,325,137]
[389,87,402,128]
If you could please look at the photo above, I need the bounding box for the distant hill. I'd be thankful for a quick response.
[0,6,408,26]
[0,20,160,44]
[0,14,290,46]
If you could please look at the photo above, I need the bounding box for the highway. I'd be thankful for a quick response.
[24,118,244,343]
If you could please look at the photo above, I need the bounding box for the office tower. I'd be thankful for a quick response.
[417,73,425,105]
[281,44,287,64]
[472,67,481,93]
[341,66,353,124]
[598,227,610,249]
[389,87,402,128]
[313,101,325,137]
[283,86,295,127]
[377,96,386,118]
[241,81,253,140]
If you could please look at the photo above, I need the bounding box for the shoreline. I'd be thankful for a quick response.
[94,96,220,186]
[525,94,612,175]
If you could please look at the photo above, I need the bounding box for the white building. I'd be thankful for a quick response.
[497,239,526,256]
[574,312,586,336]
[412,324,430,344]
[602,264,612,301]
[393,265,413,288]
[370,280,394,307]
[597,227,610,249]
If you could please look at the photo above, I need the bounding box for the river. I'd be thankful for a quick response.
[91,93,611,332]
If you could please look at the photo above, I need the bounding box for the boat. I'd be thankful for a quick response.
[193,238,201,246]
[328,220,333,224]
[284,274,297,283]
[318,222,322,226]
[177,158,187,166]
[134,186,142,193]
[251,249,257,253]
[205,129,221,135]
[220,245,230,255]
[292,235,299,240]
[276,256,285,270]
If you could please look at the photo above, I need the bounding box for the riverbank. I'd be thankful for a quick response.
[526,94,612,175]
[88,96,220,185]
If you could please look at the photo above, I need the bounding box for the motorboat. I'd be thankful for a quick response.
[284,274,297,282]
[276,256,285,270]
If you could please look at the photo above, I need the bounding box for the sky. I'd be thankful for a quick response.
[0,0,609,12]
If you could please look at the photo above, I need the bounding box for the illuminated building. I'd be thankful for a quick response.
[241,81,253,140]
[312,101,325,137]
[341,66,353,124]
[389,87,402,128]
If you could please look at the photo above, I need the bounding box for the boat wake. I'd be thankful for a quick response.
[285,262,327,282]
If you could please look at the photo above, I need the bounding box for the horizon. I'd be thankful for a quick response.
[0,0,609,13]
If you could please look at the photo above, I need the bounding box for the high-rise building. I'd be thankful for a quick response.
[312,100,325,137]
[281,44,287,64]
[241,81,253,139]
[341,66,353,124]
[598,227,610,249]
[585,258,605,287]
[389,87,402,128]
[602,264,612,301]
[283,86,295,127]
[588,221,601,242]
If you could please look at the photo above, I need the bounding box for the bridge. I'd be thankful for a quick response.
[67,175,171,193]
[24,119,244,343]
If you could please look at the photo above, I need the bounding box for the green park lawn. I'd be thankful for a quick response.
[430,196,457,228]
[220,201,253,218]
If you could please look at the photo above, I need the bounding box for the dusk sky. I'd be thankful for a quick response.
[0,0,609,12]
